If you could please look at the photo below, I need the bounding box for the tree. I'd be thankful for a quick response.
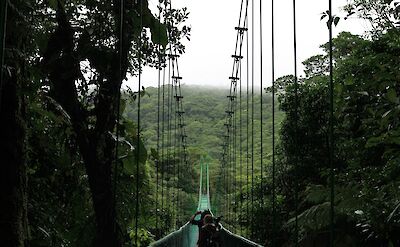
[34,0,189,245]
[343,0,400,34]
[273,29,400,246]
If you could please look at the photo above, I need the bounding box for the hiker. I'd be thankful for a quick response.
[190,210,221,247]
[190,210,211,229]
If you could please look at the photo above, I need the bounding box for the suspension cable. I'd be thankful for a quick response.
[172,59,177,229]
[174,74,178,228]
[271,0,277,245]
[250,0,255,237]
[168,0,188,227]
[221,0,249,228]
[259,0,264,209]
[0,0,7,111]
[233,72,238,232]
[239,54,244,235]
[223,0,250,231]
[164,7,174,225]
[171,52,178,229]
[246,17,250,237]
[227,109,231,224]
[112,0,125,238]
[175,72,181,225]
[155,0,162,233]
[166,54,170,216]
[134,0,143,244]
[292,0,299,245]
[328,0,335,246]
[161,45,166,235]
[172,56,183,225]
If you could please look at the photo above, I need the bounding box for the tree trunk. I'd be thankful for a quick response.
[41,1,137,244]
[46,52,122,246]
[0,70,29,247]
[43,6,122,244]
[81,135,120,247]
[0,2,29,245]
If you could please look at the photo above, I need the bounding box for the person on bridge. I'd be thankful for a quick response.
[190,210,211,229]
[190,210,221,247]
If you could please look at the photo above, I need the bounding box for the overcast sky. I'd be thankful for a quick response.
[127,0,370,90]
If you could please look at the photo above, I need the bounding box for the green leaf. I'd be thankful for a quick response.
[304,185,328,204]
[334,83,343,95]
[150,21,168,47]
[122,135,147,175]
[48,0,58,10]
[334,16,340,26]
[357,91,369,96]
[387,88,398,104]
[382,109,392,118]
[138,3,168,47]
[150,148,159,160]
[366,136,384,148]
[123,156,136,175]
[288,202,331,231]
[344,78,354,85]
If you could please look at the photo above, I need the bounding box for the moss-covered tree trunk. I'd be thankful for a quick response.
[0,1,29,246]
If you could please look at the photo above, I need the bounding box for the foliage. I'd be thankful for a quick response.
[270,28,400,246]
[128,228,155,247]
[343,0,400,34]
[8,0,191,245]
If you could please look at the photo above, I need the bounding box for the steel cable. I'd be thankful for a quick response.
[155,0,163,233]
[112,0,125,239]
[259,0,264,209]
[250,0,255,237]
[271,0,277,245]
[328,0,335,246]
[134,0,144,244]
[0,0,7,111]
[292,0,299,245]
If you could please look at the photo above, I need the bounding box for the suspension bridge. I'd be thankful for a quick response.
[151,162,262,247]
[143,0,336,245]
[0,0,339,245]
[1,0,397,242]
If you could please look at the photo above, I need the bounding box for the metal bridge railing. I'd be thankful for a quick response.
[150,222,197,247]
[218,226,262,247]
